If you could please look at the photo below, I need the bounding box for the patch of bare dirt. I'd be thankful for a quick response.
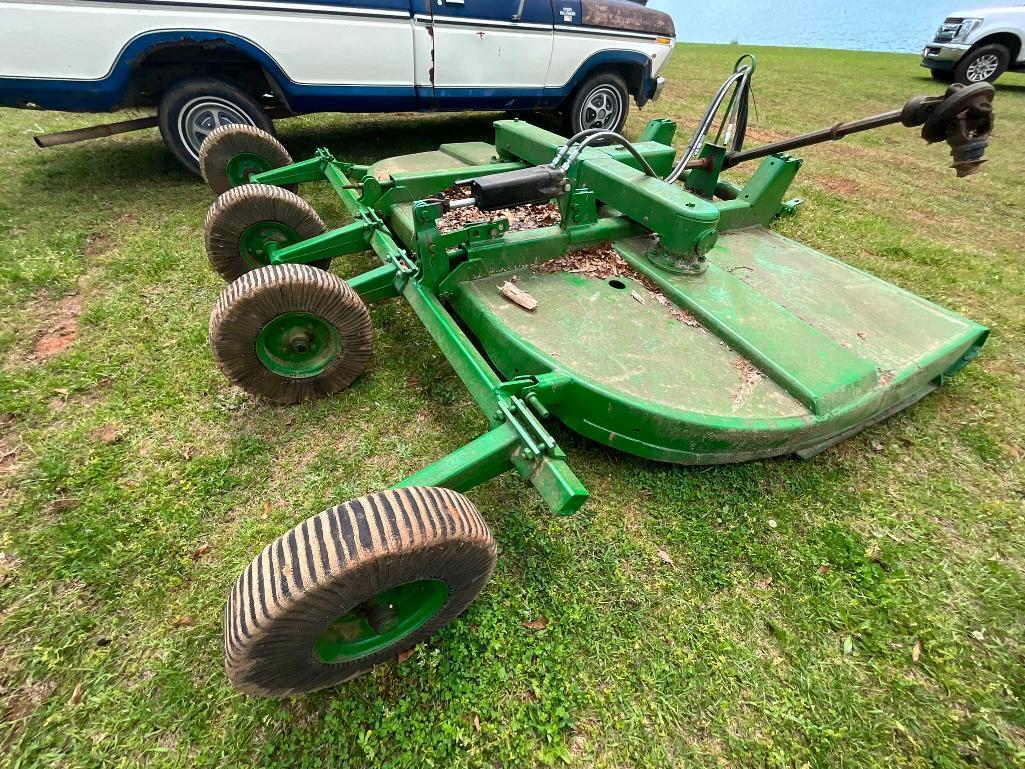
[46,379,111,415]
[90,425,124,445]
[745,126,788,143]
[818,176,859,198]
[0,434,23,478]
[30,295,81,362]
[0,551,21,589]
[82,232,112,259]
[2,677,57,741]
[83,212,138,258]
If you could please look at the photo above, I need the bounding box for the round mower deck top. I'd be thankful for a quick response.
[445,228,985,464]
[380,172,986,464]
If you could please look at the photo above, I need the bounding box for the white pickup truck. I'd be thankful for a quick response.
[922,5,1025,84]
[0,0,675,173]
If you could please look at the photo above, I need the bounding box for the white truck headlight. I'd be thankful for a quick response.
[951,18,983,43]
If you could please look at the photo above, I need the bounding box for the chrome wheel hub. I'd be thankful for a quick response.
[178,97,254,160]
[965,54,999,82]
[579,86,623,131]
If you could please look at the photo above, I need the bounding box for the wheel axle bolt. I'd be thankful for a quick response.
[286,330,312,354]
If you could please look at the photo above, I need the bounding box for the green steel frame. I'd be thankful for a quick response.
[242,118,982,516]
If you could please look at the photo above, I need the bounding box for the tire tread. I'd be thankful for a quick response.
[204,184,328,281]
[224,487,495,697]
[209,263,372,403]
[200,124,295,195]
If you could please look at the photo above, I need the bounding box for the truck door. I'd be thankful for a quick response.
[426,0,556,109]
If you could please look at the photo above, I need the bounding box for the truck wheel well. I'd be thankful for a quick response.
[972,32,1021,62]
[123,44,285,112]
[588,62,647,101]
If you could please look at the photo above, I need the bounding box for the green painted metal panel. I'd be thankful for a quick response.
[493,120,678,177]
[708,227,988,377]
[617,238,881,416]
[448,227,986,464]
[438,141,501,166]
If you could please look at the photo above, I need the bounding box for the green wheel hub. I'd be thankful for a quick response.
[313,579,450,663]
[239,220,301,269]
[256,311,342,378]
[226,152,274,188]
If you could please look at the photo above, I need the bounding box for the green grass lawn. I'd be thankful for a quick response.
[1,44,1024,768]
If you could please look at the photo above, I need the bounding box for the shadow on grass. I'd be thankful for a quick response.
[279,109,564,160]
[16,110,567,202]
[915,71,1025,94]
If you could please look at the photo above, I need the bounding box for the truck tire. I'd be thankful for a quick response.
[953,43,1010,84]
[563,72,630,137]
[159,77,275,176]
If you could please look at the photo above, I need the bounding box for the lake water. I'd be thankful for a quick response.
[647,0,964,53]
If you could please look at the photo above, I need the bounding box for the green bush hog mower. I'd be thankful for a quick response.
[197,60,995,697]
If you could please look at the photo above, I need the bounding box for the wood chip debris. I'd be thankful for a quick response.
[498,281,538,311]
[435,187,560,234]
[731,358,764,408]
[533,243,702,328]
[434,191,701,328]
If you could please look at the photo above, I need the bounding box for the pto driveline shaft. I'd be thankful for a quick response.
[722,109,903,169]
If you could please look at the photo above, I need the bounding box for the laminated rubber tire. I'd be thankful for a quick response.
[200,124,296,196]
[209,263,372,403]
[204,184,329,281]
[224,486,497,697]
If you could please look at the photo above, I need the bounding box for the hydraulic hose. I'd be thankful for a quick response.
[556,129,659,178]
[665,56,756,184]
[548,57,756,195]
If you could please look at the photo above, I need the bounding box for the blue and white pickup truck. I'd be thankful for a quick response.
[0,0,675,173]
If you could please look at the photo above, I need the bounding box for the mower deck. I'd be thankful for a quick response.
[381,143,986,464]
[201,69,998,696]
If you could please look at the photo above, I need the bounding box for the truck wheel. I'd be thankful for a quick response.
[201,125,295,195]
[563,72,630,137]
[158,77,274,176]
[224,486,496,697]
[205,184,329,281]
[210,263,372,403]
[954,43,1010,84]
